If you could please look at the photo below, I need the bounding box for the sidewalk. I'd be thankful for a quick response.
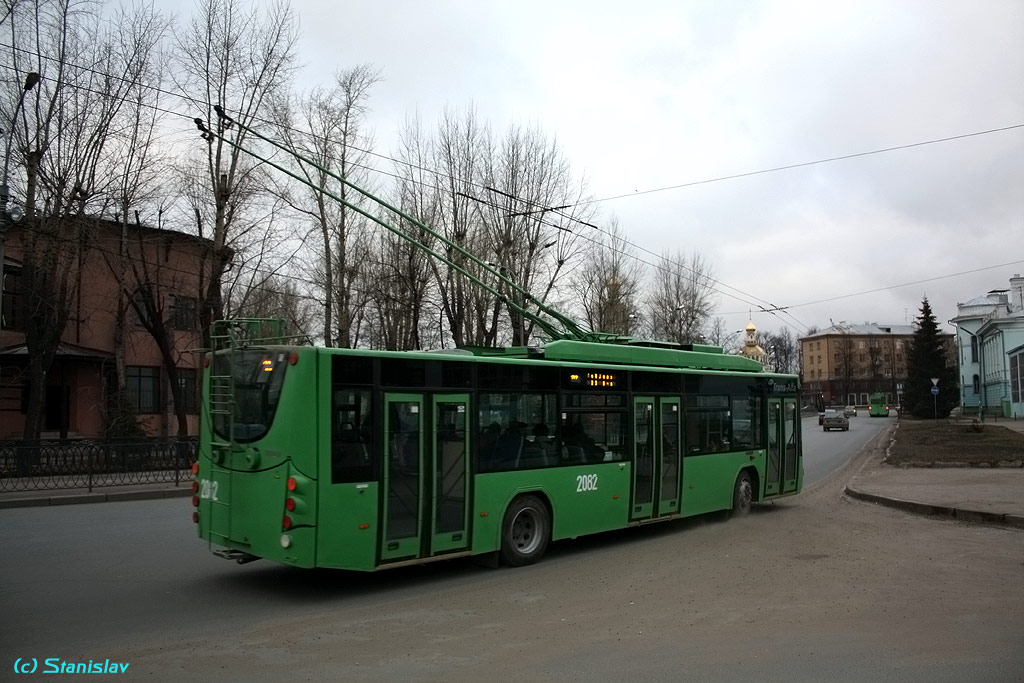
[844,417,1024,529]
[0,481,192,509]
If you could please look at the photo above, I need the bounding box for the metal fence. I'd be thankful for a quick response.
[0,438,197,492]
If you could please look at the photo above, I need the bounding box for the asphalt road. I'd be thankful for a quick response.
[3,421,1022,682]
[801,412,892,485]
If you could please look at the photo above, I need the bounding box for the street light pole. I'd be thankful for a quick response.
[0,71,40,322]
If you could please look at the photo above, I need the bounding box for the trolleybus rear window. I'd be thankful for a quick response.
[212,351,288,443]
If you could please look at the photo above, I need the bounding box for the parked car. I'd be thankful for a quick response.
[844,405,857,417]
[821,409,850,432]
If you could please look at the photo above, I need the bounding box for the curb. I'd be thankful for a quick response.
[0,487,192,510]
[844,485,1024,530]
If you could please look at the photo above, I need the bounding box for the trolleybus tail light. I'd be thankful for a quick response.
[192,462,199,476]
[282,471,313,530]
[192,495,200,507]
[193,511,199,524]
[288,351,299,365]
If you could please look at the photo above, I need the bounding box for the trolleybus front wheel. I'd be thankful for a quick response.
[731,471,753,517]
[500,495,551,566]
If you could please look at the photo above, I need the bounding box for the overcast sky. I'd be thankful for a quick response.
[251,0,1023,338]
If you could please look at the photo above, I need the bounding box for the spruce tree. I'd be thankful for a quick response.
[905,297,959,418]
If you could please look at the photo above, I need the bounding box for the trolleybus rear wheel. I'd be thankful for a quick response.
[732,471,753,517]
[500,495,550,566]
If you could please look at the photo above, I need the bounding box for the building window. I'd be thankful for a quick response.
[172,296,198,330]
[126,366,160,413]
[970,336,978,363]
[972,374,980,396]
[175,368,198,414]
[1011,355,1020,402]
[1,265,24,330]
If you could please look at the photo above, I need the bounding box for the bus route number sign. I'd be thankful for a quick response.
[568,371,618,389]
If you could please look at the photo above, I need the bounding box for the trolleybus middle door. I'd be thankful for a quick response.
[430,394,471,555]
[632,397,682,520]
[382,394,425,561]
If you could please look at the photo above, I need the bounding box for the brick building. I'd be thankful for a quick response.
[1,218,211,439]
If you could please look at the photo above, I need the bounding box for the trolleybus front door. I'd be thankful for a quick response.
[631,397,681,520]
[382,393,471,562]
[765,397,800,496]
[781,398,799,494]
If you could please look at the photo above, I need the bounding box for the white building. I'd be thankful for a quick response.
[949,274,1024,418]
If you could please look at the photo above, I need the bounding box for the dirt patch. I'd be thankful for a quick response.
[886,418,1024,467]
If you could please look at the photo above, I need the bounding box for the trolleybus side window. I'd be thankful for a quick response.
[683,395,732,454]
[731,396,763,450]
[331,388,374,483]
[561,393,627,464]
[478,392,558,472]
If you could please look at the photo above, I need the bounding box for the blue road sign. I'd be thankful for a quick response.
[930,386,940,395]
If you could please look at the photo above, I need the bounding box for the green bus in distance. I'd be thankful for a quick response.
[192,330,803,571]
[868,392,890,417]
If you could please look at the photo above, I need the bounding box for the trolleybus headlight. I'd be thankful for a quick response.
[280,534,292,548]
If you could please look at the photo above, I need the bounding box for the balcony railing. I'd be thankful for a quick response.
[0,437,197,492]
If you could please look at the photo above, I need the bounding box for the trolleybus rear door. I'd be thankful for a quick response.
[430,394,471,554]
[631,397,682,520]
[382,394,424,560]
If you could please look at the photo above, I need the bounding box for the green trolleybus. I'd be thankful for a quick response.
[868,392,890,417]
[192,325,803,570]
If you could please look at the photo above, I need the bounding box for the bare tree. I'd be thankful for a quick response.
[363,226,432,350]
[173,0,298,343]
[479,123,592,345]
[756,327,799,374]
[706,317,742,352]
[228,272,316,341]
[571,218,643,336]
[647,250,717,344]
[834,332,856,404]
[271,64,381,347]
[3,0,171,439]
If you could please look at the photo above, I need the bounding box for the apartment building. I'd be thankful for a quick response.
[799,322,954,407]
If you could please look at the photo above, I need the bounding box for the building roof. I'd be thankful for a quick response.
[801,323,915,340]
[0,342,112,360]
